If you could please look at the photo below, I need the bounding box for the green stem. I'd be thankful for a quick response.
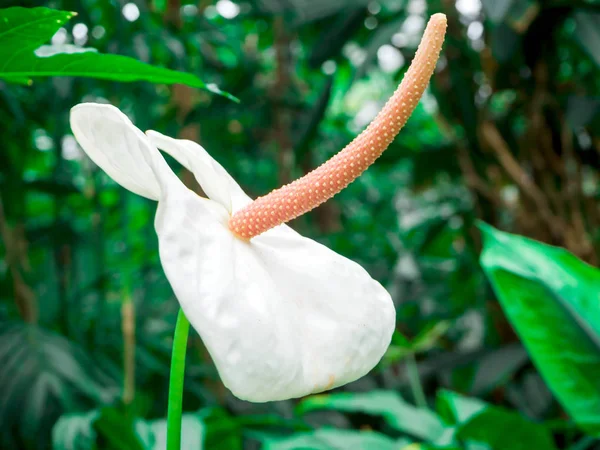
[167,309,190,450]
[406,354,428,410]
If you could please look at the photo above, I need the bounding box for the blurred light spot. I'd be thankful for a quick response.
[321,60,337,75]
[62,135,82,160]
[401,14,425,36]
[455,0,481,18]
[33,129,53,152]
[73,23,88,46]
[467,21,483,40]
[421,90,438,114]
[560,61,573,78]
[365,17,377,30]
[73,23,88,40]
[456,310,484,351]
[35,44,97,57]
[577,129,592,151]
[122,3,140,22]
[343,42,366,67]
[216,0,240,19]
[397,254,419,280]
[470,38,484,52]
[367,1,381,15]
[391,32,407,48]
[436,54,447,72]
[355,100,380,128]
[449,216,463,230]
[181,4,198,17]
[204,5,218,19]
[377,44,404,73]
[51,27,67,45]
[91,25,105,40]
[407,0,426,15]
[501,185,519,205]
[476,84,492,106]
[364,16,378,30]
[228,120,243,134]
[582,165,596,195]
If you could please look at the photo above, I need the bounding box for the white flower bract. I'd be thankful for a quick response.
[70,103,395,402]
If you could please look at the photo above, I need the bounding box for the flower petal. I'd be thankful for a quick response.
[146,130,232,212]
[70,103,176,200]
[156,191,395,402]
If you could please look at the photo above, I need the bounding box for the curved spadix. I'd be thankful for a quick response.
[229,13,447,239]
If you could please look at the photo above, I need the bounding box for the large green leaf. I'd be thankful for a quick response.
[259,428,410,450]
[0,7,72,52]
[297,391,452,445]
[478,223,600,434]
[52,407,206,450]
[0,322,116,449]
[437,390,558,450]
[0,7,236,100]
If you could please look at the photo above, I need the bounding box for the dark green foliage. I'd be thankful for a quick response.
[0,0,599,449]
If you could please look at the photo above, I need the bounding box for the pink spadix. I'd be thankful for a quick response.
[229,13,447,240]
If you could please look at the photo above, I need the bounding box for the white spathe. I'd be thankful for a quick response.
[70,103,395,402]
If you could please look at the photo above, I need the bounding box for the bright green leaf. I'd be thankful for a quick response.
[458,407,557,450]
[438,390,557,449]
[478,222,600,435]
[260,428,409,450]
[437,389,487,425]
[0,7,74,53]
[297,390,452,445]
[0,7,237,101]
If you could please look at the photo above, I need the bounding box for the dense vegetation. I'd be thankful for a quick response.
[1,0,599,449]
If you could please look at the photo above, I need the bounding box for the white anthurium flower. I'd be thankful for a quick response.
[70,104,394,402]
[70,13,446,403]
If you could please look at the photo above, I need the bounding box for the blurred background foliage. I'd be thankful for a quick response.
[0,0,599,448]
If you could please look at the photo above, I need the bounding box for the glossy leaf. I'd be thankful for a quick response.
[0,323,116,448]
[478,222,600,435]
[0,7,236,100]
[438,390,557,449]
[297,391,452,444]
[260,428,409,450]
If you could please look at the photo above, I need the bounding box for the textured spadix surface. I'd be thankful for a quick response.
[70,104,395,402]
[229,13,447,239]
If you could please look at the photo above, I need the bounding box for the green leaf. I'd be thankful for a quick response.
[197,407,242,450]
[438,390,558,450]
[52,410,99,450]
[297,390,452,445]
[382,321,450,367]
[436,390,487,425]
[0,323,115,448]
[478,222,600,435]
[574,10,600,68]
[458,407,557,450]
[0,7,237,101]
[0,7,74,52]
[260,428,410,450]
[52,407,223,450]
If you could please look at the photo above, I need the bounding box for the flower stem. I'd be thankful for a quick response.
[406,354,428,410]
[167,309,190,450]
